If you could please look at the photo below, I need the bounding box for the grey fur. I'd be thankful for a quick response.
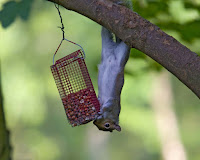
[96,27,130,128]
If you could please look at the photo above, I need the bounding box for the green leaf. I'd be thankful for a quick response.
[18,0,34,20]
[0,1,19,28]
[0,0,33,28]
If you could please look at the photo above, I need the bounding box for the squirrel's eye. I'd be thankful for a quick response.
[104,123,110,128]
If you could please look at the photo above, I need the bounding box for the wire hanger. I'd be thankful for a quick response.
[53,3,86,64]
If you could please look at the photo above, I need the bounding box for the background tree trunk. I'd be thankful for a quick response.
[87,127,110,160]
[48,0,200,99]
[151,71,187,160]
[0,66,12,160]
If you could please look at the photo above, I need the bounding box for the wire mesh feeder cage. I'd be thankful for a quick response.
[51,50,100,127]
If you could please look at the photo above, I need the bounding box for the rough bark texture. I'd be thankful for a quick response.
[0,66,12,160]
[48,0,200,99]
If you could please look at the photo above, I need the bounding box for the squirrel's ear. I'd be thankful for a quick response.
[114,124,121,132]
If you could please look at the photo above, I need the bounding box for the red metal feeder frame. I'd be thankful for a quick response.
[51,50,100,127]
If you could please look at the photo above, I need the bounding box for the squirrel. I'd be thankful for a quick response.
[94,0,132,132]
[93,27,131,132]
[93,0,132,132]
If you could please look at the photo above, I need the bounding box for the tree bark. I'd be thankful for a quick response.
[48,0,200,99]
[0,66,12,160]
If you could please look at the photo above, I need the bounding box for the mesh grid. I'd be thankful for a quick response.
[51,50,100,126]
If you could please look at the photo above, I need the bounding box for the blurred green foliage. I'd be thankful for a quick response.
[0,0,33,28]
[0,0,200,160]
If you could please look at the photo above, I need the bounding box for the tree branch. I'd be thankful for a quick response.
[47,0,200,99]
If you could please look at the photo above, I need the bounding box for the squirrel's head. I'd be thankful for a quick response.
[93,115,121,132]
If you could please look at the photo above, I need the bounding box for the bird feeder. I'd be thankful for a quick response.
[51,49,100,127]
